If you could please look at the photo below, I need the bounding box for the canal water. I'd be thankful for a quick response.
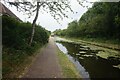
[56,42,120,79]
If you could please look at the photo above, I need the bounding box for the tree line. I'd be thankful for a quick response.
[54,2,120,41]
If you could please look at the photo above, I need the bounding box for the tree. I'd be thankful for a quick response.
[3,0,89,46]
[55,2,120,40]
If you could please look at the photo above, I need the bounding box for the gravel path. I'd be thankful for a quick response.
[23,37,63,78]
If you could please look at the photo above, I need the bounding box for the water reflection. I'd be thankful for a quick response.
[56,42,120,79]
[56,42,90,78]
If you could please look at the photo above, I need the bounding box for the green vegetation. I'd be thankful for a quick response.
[57,47,81,78]
[2,15,50,78]
[62,37,119,51]
[56,37,120,59]
[54,2,120,45]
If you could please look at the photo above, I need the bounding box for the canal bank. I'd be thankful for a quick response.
[55,36,120,79]
[56,46,81,78]
[55,36,120,60]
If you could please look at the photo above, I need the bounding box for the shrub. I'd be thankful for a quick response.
[2,15,50,77]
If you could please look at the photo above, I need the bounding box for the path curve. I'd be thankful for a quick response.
[23,37,63,78]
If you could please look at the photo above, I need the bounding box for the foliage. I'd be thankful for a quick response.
[5,0,87,21]
[54,2,120,41]
[2,15,50,77]
[3,0,88,45]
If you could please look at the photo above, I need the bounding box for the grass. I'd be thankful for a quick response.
[56,36,120,59]
[18,44,48,78]
[62,36,120,51]
[57,47,82,78]
[2,15,50,78]
[2,43,48,78]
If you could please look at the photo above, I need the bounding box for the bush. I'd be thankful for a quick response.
[54,2,120,41]
[2,15,50,77]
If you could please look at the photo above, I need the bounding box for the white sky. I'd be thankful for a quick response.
[2,0,95,32]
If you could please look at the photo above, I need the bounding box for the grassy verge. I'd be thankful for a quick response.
[19,44,48,78]
[2,44,47,78]
[62,37,120,51]
[57,47,81,78]
[56,36,120,59]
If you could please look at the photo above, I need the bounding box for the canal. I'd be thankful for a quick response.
[56,41,120,79]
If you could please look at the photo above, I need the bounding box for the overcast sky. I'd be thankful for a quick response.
[2,0,95,32]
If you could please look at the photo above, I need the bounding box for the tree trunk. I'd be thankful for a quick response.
[29,2,40,46]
